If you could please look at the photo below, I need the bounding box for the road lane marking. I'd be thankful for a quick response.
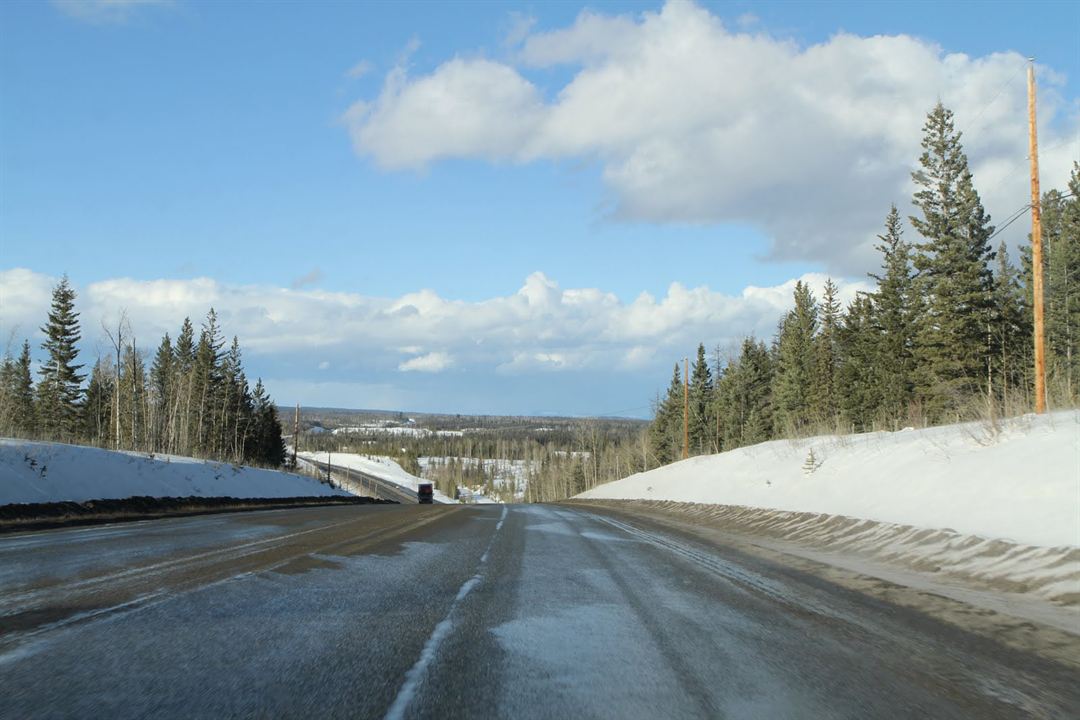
[383,505,507,720]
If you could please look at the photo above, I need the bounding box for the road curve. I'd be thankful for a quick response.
[1,503,1076,718]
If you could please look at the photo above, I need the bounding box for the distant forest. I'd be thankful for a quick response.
[0,293,287,469]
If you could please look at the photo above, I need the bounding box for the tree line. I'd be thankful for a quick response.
[0,283,287,467]
[299,418,650,502]
[650,103,1079,463]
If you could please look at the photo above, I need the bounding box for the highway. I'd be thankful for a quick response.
[1,503,1076,718]
[301,457,422,504]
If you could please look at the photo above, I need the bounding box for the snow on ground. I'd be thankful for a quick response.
[298,452,456,504]
[579,411,1079,548]
[418,457,533,501]
[0,439,348,505]
[330,425,463,438]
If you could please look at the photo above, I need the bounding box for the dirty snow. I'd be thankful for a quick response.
[0,439,347,505]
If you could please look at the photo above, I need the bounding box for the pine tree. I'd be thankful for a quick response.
[36,276,85,439]
[813,278,843,424]
[870,206,917,420]
[716,337,773,450]
[910,103,995,417]
[1041,165,1080,401]
[991,242,1028,402]
[838,295,883,430]
[192,309,225,455]
[170,318,196,455]
[688,343,714,454]
[248,379,286,467]
[648,364,684,465]
[772,281,818,434]
[13,341,35,437]
[150,333,173,450]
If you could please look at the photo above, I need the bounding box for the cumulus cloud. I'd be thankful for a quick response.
[343,0,1079,274]
[0,268,869,378]
[399,352,454,373]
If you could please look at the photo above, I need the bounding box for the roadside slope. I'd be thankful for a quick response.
[1,438,348,505]
[576,412,1079,606]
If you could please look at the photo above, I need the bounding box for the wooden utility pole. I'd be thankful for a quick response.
[682,357,689,460]
[292,404,299,468]
[1028,59,1047,414]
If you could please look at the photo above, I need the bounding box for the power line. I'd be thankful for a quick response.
[987,203,1033,243]
[965,60,1029,139]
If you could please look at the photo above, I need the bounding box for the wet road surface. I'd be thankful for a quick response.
[1,503,1076,718]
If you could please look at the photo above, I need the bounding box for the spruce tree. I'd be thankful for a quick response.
[1041,165,1080,400]
[772,281,818,434]
[910,103,995,417]
[813,278,843,424]
[13,341,35,437]
[838,295,883,431]
[648,364,683,465]
[36,276,85,439]
[192,309,225,455]
[870,206,917,420]
[991,242,1028,401]
[150,333,173,450]
[248,379,286,467]
[688,343,714,454]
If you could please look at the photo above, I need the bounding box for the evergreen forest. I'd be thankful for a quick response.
[0,290,287,469]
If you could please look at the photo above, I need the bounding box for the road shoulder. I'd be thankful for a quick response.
[567,499,1080,671]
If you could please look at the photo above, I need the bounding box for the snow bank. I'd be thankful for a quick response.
[578,411,1080,549]
[1,439,348,505]
[298,452,456,504]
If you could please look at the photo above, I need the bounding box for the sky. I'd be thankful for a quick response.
[1,0,1078,417]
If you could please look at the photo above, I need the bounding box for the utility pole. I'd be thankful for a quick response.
[292,404,299,468]
[1028,59,1047,414]
[682,357,689,460]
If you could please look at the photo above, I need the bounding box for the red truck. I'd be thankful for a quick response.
[417,483,434,504]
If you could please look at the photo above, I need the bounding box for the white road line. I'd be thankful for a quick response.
[383,505,508,720]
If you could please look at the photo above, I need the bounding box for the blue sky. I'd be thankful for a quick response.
[1,0,1078,416]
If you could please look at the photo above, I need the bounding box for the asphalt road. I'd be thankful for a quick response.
[1,503,1076,719]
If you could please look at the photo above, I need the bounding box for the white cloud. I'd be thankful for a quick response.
[0,268,871,378]
[346,60,374,79]
[52,0,169,24]
[399,352,454,373]
[343,0,1079,274]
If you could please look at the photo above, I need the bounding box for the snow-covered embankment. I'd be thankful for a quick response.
[576,411,1080,604]
[1,439,349,505]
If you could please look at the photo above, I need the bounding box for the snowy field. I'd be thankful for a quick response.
[579,411,1079,548]
[418,457,533,500]
[0,439,348,505]
[298,451,457,504]
[329,425,463,438]
[577,411,1080,605]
